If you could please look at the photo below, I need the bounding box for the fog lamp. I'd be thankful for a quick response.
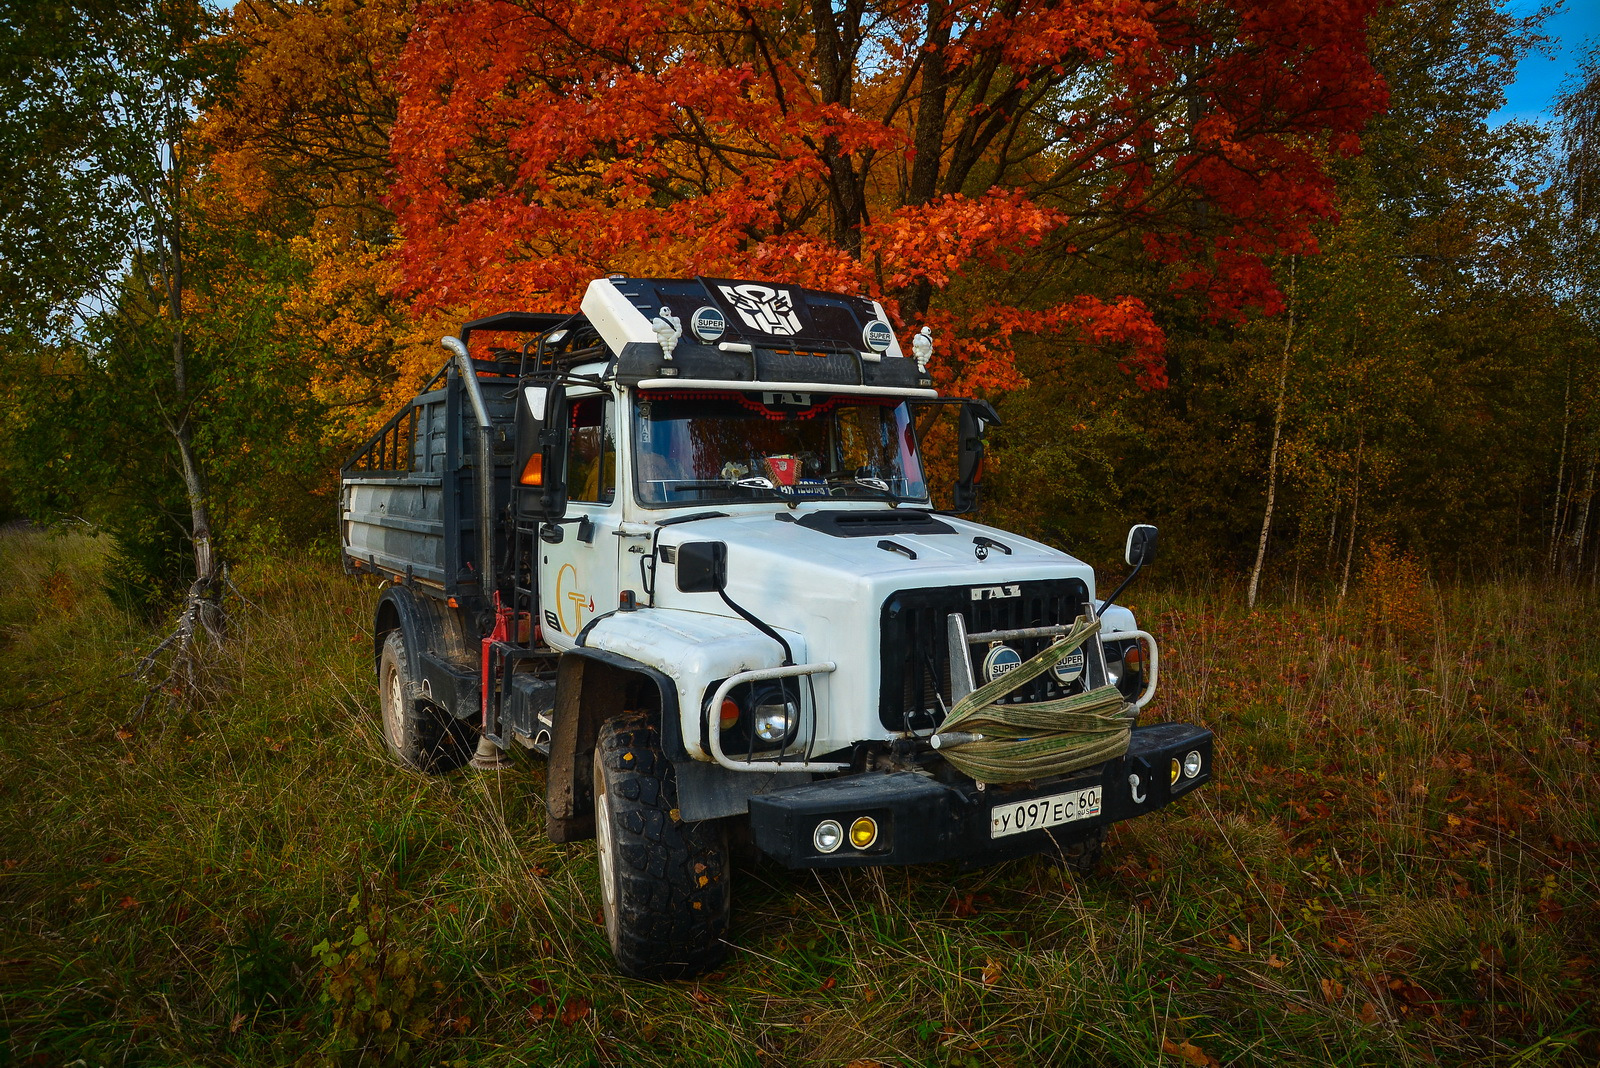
[849,816,878,849]
[1183,750,1202,778]
[813,819,843,853]
[1170,758,1181,785]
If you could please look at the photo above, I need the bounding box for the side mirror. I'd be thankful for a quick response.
[952,399,1001,514]
[514,382,568,518]
[1125,524,1158,567]
[676,541,728,593]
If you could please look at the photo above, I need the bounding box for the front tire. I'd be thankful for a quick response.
[592,712,730,979]
[378,630,471,774]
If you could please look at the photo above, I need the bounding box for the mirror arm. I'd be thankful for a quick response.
[1098,561,1143,615]
[717,588,794,666]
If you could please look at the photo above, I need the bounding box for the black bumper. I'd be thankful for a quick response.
[747,721,1213,869]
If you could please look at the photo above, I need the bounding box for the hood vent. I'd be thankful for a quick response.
[797,510,954,538]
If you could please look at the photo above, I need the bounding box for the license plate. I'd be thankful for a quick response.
[990,786,1102,839]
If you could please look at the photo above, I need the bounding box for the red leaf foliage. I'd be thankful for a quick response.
[388,0,1385,392]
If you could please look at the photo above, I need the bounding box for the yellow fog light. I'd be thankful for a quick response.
[1170,758,1181,785]
[849,816,878,850]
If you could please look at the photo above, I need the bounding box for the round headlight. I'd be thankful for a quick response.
[1106,659,1124,688]
[1170,758,1181,785]
[1183,750,1202,778]
[813,819,843,853]
[849,816,878,849]
[753,695,797,743]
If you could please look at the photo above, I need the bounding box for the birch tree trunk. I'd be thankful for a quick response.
[1249,258,1296,609]
[1340,434,1363,603]
[1548,368,1571,572]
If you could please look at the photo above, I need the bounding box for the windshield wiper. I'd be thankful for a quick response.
[824,472,903,501]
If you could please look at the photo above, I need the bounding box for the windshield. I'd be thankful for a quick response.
[632,391,928,506]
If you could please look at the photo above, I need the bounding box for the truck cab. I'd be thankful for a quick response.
[341,276,1212,979]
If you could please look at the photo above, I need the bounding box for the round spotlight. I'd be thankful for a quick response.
[1183,750,1202,778]
[1170,757,1181,785]
[813,819,844,854]
[849,816,878,850]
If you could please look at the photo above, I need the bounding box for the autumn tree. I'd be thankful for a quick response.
[386,0,1386,395]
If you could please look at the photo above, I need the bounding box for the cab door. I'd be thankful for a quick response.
[538,390,622,648]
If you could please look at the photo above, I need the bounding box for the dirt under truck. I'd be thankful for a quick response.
[340,276,1213,979]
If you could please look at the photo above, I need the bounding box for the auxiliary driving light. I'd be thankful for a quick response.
[1170,758,1181,785]
[1183,750,1202,778]
[849,816,878,850]
[813,820,844,853]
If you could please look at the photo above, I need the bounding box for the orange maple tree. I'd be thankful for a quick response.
[387,0,1386,392]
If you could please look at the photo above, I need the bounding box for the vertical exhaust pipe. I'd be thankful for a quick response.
[440,336,496,598]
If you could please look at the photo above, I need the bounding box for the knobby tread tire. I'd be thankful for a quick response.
[594,712,730,980]
[378,630,472,774]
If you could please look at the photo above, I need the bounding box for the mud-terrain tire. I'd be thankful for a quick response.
[378,630,472,774]
[1054,825,1105,877]
[592,712,730,979]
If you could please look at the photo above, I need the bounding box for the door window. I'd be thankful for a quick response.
[566,396,615,503]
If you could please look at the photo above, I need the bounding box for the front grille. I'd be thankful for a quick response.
[878,578,1092,732]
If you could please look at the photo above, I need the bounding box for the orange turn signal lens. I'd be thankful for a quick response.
[719,699,740,730]
[519,453,544,486]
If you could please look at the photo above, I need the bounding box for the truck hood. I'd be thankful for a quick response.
[651,507,1095,621]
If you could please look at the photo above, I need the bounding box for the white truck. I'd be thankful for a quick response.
[341,276,1212,979]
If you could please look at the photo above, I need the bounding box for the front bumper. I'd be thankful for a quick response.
[747,721,1212,869]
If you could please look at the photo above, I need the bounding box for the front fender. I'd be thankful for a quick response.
[578,607,804,761]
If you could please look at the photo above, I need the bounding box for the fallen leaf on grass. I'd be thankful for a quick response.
[1161,1037,1219,1067]
[1320,978,1344,1002]
[1358,1002,1379,1025]
[526,999,556,1025]
[1225,934,1244,952]
[981,958,1003,986]
[229,1012,246,1034]
[844,1061,888,1068]
[558,997,590,1026]
[116,896,139,910]
[1266,955,1286,969]
[819,976,837,992]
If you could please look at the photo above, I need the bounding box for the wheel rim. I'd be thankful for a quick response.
[382,657,404,751]
[593,752,620,946]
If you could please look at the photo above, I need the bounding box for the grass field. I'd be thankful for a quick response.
[0,526,1595,1066]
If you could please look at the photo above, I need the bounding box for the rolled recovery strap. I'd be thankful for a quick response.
[931,615,1136,784]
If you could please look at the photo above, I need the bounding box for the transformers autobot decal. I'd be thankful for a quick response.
[717,284,802,335]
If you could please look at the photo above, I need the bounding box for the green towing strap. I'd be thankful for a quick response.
[936,615,1136,784]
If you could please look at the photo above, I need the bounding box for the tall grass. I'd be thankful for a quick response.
[0,526,1595,1065]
